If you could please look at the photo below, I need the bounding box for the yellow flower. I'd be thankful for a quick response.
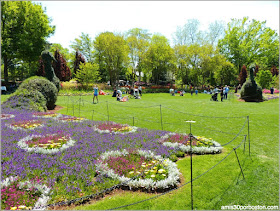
[142,162,146,165]
[129,171,134,174]
[18,205,26,209]
[141,165,146,168]
[151,174,155,178]
[162,174,166,177]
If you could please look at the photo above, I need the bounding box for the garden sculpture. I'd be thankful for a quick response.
[41,50,61,91]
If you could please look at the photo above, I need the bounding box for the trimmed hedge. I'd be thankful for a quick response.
[18,76,58,109]
[2,88,47,112]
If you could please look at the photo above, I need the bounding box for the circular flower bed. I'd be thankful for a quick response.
[18,133,75,154]
[158,133,223,154]
[32,112,62,119]
[93,122,138,134]
[95,149,180,191]
[1,176,51,210]
[1,114,15,120]
[8,120,44,130]
[57,116,85,122]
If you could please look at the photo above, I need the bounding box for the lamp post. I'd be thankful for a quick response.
[185,120,196,210]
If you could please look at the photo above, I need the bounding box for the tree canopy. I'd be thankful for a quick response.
[1,1,55,81]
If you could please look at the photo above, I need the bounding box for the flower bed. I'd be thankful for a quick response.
[18,133,75,154]
[1,176,51,210]
[158,133,223,154]
[57,116,85,122]
[96,149,180,190]
[8,120,44,130]
[1,114,15,120]
[32,112,62,119]
[263,88,279,94]
[93,122,138,134]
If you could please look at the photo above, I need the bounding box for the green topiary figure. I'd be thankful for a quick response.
[18,76,58,110]
[240,64,263,102]
[41,50,61,91]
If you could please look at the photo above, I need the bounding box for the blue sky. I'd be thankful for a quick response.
[36,1,279,51]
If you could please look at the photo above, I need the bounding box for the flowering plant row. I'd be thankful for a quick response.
[18,134,75,154]
[57,116,85,122]
[93,122,138,134]
[263,88,279,94]
[32,112,62,119]
[158,133,223,154]
[96,149,180,190]
[1,176,51,210]
[1,114,15,120]
[8,120,44,130]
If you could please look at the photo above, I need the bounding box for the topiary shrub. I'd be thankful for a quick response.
[240,65,263,102]
[2,88,47,112]
[41,50,61,91]
[18,76,58,109]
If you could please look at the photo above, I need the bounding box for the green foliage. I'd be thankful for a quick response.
[75,63,100,87]
[256,69,273,89]
[2,88,47,111]
[240,68,263,102]
[144,34,175,85]
[218,17,279,72]
[94,32,129,88]
[168,154,178,162]
[18,76,58,109]
[175,151,185,157]
[70,32,94,63]
[126,28,151,84]
[41,51,61,91]
[1,1,55,82]
[271,75,279,89]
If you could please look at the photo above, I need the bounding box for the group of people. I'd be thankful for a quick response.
[211,85,229,102]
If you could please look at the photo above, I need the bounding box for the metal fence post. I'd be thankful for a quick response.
[160,105,163,130]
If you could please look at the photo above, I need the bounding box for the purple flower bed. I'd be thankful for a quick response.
[1,108,171,205]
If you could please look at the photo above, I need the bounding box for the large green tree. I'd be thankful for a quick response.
[1,1,55,82]
[94,32,129,88]
[126,28,150,85]
[144,34,175,85]
[70,33,94,63]
[218,17,279,73]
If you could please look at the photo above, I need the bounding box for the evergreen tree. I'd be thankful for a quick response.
[271,66,279,76]
[239,65,247,85]
[73,51,86,76]
[37,56,45,77]
[53,49,71,81]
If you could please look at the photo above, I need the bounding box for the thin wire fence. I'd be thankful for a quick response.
[38,94,251,210]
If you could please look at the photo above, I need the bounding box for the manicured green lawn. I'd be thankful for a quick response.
[2,92,279,209]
